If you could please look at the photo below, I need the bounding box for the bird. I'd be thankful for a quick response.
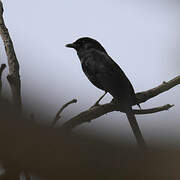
[66,37,146,149]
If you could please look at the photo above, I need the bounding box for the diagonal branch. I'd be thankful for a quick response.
[61,75,180,129]
[51,99,77,127]
[132,104,174,114]
[0,1,22,114]
[136,76,180,104]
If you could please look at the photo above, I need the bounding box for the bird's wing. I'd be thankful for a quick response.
[81,57,105,90]
[90,50,136,105]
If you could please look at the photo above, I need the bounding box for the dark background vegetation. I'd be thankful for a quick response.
[0,98,180,180]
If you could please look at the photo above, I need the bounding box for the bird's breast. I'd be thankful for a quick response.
[77,49,96,63]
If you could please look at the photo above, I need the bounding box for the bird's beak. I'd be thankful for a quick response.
[65,43,76,48]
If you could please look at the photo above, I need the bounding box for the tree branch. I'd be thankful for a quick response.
[51,99,77,127]
[0,63,6,97]
[61,76,179,129]
[132,104,174,114]
[135,75,180,104]
[0,1,22,114]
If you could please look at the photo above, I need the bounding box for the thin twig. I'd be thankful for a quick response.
[61,76,179,129]
[132,104,174,115]
[0,1,22,114]
[0,63,6,75]
[51,99,77,127]
[0,63,6,97]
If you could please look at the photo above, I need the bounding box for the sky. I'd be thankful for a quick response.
[0,0,180,148]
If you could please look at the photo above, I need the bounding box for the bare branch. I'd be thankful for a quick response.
[132,104,174,115]
[0,63,6,96]
[136,76,180,104]
[51,99,77,127]
[0,63,6,75]
[0,1,22,114]
[61,76,179,129]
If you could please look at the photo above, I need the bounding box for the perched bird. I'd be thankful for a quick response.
[66,37,146,149]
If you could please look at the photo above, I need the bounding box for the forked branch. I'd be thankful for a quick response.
[0,1,22,114]
[61,75,180,129]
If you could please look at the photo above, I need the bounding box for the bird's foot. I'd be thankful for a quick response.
[90,92,107,109]
[90,102,100,109]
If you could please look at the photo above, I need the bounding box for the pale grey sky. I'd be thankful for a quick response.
[1,0,180,147]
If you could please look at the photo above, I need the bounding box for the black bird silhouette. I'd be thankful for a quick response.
[66,37,146,148]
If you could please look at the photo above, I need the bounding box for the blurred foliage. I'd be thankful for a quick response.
[0,98,179,180]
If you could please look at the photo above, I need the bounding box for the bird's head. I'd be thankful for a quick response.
[66,37,107,53]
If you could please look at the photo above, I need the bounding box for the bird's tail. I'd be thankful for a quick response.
[125,107,147,150]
